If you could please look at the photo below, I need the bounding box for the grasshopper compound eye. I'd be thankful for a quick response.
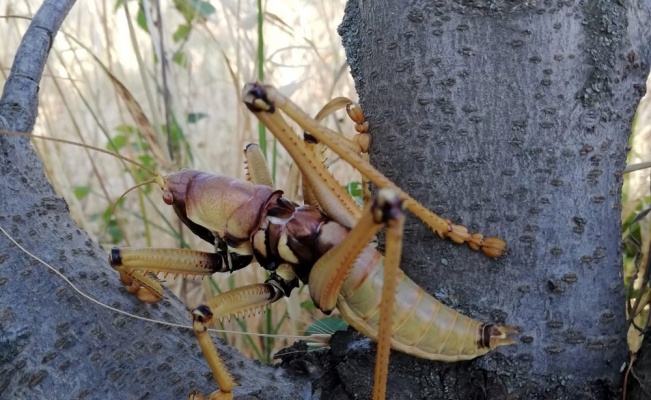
[163,190,174,205]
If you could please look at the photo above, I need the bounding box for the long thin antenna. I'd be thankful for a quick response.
[1,130,158,176]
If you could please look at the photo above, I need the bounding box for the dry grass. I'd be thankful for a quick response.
[622,74,651,391]
[623,81,651,364]
[0,0,354,362]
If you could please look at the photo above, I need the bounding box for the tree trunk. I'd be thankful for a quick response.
[4,1,651,400]
[327,1,651,399]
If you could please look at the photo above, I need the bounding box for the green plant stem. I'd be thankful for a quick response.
[256,0,273,363]
[256,0,266,158]
[272,139,277,182]
[136,187,151,247]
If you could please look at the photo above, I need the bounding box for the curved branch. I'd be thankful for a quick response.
[0,0,74,132]
[0,2,306,399]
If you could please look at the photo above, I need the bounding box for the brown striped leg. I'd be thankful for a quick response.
[307,100,372,211]
[108,247,235,303]
[304,188,405,400]
[306,192,386,313]
[190,265,297,400]
[344,102,372,209]
[243,84,361,229]
[372,190,405,400]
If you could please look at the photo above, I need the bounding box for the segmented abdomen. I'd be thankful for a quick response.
[336,245,493,361]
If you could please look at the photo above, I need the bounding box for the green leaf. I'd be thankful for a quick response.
[300,300,316,310]
[136,7,149,33]
[345,181,362,197]
[73,186,92,200]
[137,154,156,170]
[135,155,157,193]
[173,0,194,22]
[173,24,191,42]
[187,112,208,123]
[173,51,188,67]
[344,181,363,206]
[106,134,127,152]
[164,116,194,162]
[102,199,126,244]
[115,124,136,135]
[191,0,216,17]
[113,0,139,10]
[106,219,124,244]
[101,199,125,222]
[305,317,348,336]
[174,0,216,21]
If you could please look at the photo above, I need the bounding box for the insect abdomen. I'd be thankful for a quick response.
[336,246,509,361]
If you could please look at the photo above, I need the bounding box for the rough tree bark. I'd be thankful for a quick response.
[328,0,651,399]
[4,1,651,400]
[0,2,306,399]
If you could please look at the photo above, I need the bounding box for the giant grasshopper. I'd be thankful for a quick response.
[2,83,514,400]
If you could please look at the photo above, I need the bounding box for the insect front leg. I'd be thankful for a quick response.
[372,190,405,400]
[243,83,506,258]
[190,265,298,400]
[308,97,372,208]
[108,246,251,303]
[243,85,362,229]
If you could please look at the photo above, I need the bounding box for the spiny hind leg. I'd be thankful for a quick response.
[244,86,361,229]
[304,188,405,400]
[344,101,372,208]
[311,97,370,154]
[190,266,298,400]
[306,191,387,313]
[243,83,506,257]
[243,143,275,188]
[372,189,405,400]
[304,97,372,209]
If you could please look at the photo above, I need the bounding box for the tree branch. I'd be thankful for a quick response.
[0,0,74,132]
[0,2,306,398]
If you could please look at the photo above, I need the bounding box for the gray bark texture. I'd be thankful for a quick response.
[0,2,306,399]
[328,0,651,399]
[4,1,651,400]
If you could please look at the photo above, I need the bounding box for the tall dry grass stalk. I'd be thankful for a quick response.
[0,0,355,362]
[623,75,651,367]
